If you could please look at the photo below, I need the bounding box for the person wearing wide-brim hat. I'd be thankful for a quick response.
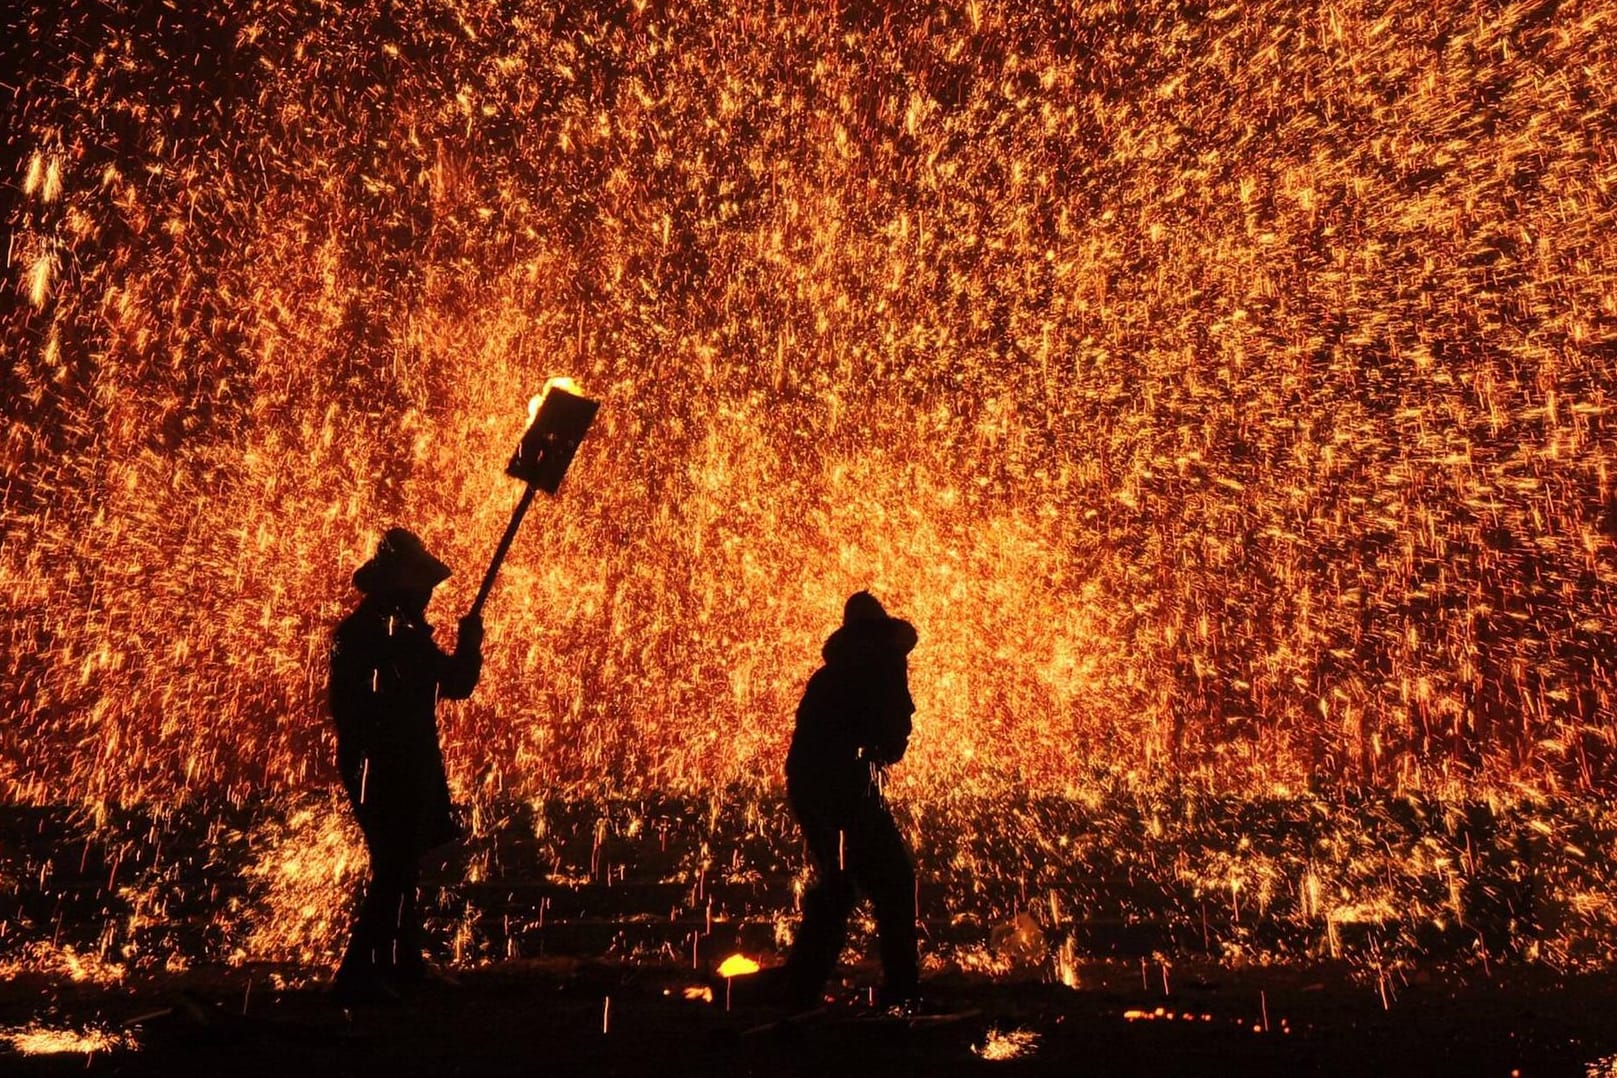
[782,590,922,1012]
[329,528,483,1004]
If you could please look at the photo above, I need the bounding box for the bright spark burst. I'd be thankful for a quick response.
[973,1026,1040,1061]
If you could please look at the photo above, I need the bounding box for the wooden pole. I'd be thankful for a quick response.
[469,483,537,619]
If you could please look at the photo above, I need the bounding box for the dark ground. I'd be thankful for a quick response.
[7,796,1617,1075]
[3,956,1617,1076]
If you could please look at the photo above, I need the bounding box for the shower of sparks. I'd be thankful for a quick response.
[4,0,1617,827]
[232,802,365,963]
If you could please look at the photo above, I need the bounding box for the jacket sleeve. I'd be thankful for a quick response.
[870,663,914,765]
[436,632,482,701]
[872,622,917,764]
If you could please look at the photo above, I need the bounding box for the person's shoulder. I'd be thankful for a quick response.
[822,620,916,664]
[798,663,844,709]
[337,604,375,631]
[821,626,852,664]
[333,610,360,643]
[334,605,391,648]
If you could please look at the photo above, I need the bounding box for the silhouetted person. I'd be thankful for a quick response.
[328,528,483,1003]
[783,591,920,1010]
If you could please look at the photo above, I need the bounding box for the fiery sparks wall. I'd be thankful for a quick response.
[4,0,1616,806]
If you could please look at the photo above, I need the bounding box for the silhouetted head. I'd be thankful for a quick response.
[827,590,917,662]
[843,590,888,624]
[353,528,450,615]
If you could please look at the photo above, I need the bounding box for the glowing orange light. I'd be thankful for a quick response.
[528,376,583,422]
[716,954,760,978]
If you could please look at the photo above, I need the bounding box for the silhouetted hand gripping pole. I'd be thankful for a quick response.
[469,380,601,620]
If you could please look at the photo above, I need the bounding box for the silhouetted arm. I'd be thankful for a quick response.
[871,622,917,765]
[870,665,914,765]
[437,613,483,700]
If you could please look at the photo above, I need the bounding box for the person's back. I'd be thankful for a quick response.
[783,591,921,1010]
[787,614,916,809]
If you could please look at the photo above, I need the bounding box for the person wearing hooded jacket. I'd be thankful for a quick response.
[329,528,483,1003]
[783,590,921,1011]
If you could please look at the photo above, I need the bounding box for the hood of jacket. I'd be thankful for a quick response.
[821,616,917,666]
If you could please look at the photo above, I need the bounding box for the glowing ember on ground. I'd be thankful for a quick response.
[973,1027,1040,1061]
[1123,1008,1216,1023]
[716,953,761,978]
[1122,1005,1292,1036]
[2,1023,140,1056]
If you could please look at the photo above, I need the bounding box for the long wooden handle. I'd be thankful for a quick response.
[469,483,538,620]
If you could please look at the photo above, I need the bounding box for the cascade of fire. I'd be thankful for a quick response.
[3,0,1616,809]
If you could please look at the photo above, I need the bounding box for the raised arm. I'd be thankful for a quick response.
[438,613,484,700]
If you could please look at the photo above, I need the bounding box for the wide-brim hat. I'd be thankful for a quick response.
[352,527,451,595]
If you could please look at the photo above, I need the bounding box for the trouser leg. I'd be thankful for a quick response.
[339,825,417,980]
[847,806,919,1001]
[392,856,426,976]
[375,845,420,975]
[784,807,857,1005]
